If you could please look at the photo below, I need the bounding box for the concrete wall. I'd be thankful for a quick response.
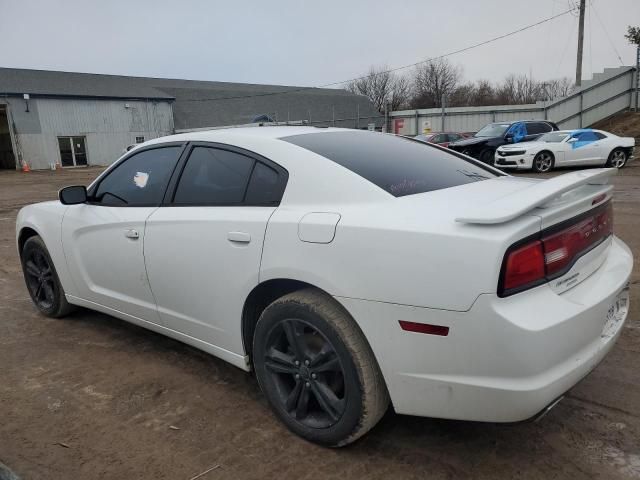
[8,97,173,169]
[390,66,637,136]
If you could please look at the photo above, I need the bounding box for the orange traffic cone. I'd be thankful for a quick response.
[21,161,30,172]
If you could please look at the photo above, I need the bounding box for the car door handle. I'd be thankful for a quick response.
[227,231,251,243]
[125,229,139,239]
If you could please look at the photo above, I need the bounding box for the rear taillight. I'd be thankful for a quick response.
[499,202,613,296]
[502,240,545,291]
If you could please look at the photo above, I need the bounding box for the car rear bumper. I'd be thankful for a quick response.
[337,236,632,422]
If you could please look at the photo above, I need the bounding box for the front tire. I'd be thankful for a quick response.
[532,151,555,173]
[20,235,74,318]
[607,148,627,169]
[253,289,389,447]
[479,149,495,166]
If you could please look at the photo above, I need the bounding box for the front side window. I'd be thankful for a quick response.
[282,131,498,198]
[173,147,254,205]
[539,132,570,142]
[93,146,182,206]
[571,130,601,143]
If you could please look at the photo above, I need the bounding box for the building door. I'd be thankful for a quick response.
[0,106,17,169]
[57,136,88,167]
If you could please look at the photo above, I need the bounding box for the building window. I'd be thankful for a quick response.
[135,136,145,144]
[57,137,88,167]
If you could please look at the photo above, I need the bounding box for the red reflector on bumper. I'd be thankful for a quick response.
[399,320,449,336]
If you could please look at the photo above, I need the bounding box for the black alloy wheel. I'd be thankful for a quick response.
[262,318,346,428]
[253,289,389,447]
[21,236,74,317]
[24,246,56,310]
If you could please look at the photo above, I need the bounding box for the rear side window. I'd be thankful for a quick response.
[527,122,552,135]
[282,131,498,197]
[174,147,254,205]
[93,146,182,206]
[245,162,283,204]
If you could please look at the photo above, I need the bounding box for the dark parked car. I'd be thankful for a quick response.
[448,120,559,165]
[414,132,470,148]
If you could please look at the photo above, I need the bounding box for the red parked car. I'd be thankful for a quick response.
[414,132,470,147]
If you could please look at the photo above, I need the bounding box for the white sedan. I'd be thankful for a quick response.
[495,129,635,172]
[16,127,632,446]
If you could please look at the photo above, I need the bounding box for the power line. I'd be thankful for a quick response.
[180,7,578,104]
[589,0,593,77]
[555,9,577,78]
[590,0,624,65]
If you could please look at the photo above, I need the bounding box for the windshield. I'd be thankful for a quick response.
[282,131,499,197]
[538,132,570,142]
[475,123,511,137]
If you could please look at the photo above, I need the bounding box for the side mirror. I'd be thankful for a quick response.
[504,133,514,143]
[567,137,578,143]
[59,185,87,205]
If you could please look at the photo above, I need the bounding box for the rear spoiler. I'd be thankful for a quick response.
[455,168,616,224]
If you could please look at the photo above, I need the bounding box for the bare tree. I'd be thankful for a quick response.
[470,80,496,106]
[494,74,542,104]
[346,65,412,112]
[544,78,575,99]
[448,82,476,107]
[410,58,461,108]
[388,74,412,110]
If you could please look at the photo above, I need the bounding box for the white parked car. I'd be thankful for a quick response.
[495,129,635,172]
[16,127,632,446]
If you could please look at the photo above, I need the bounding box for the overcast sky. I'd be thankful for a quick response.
[1,0,638,88]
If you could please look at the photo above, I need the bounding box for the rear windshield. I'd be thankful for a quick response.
[281,131,498,197]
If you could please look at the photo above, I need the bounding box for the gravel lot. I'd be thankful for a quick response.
[1,165,639,479]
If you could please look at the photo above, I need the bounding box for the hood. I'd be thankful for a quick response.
[497,141,546,151]
[449,136,492,148]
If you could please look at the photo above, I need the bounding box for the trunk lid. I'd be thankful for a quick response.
[453,168,616,295]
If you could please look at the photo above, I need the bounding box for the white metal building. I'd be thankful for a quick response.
[0,68,380,170]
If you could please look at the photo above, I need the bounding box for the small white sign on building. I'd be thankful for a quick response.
[422,119,432,134]
[367,123,375,131]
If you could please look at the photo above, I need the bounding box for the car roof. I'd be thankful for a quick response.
[554,128,605,135]
[144,126,348,145]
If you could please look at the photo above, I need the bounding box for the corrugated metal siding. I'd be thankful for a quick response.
[391,66,636,135]
[15,98,173,169]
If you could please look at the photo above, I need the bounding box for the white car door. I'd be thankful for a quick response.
[62,144,184,322]
[143,144,287,355]
[564,131,605,165]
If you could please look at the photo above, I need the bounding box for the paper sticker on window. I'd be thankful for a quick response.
[133,171,149,188]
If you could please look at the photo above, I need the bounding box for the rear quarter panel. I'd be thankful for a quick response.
[260,199,541,312]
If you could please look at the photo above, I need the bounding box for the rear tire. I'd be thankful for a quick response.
[532,151,555,173]
[606,148,627,169]
[20,235,75,318]
[253,288,389,447]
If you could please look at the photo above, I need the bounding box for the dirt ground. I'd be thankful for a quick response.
[592,112,640,143]
[1,165,639,480]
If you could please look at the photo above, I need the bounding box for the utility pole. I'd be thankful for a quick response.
[636,43,640,112]
[575,0,586,87]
